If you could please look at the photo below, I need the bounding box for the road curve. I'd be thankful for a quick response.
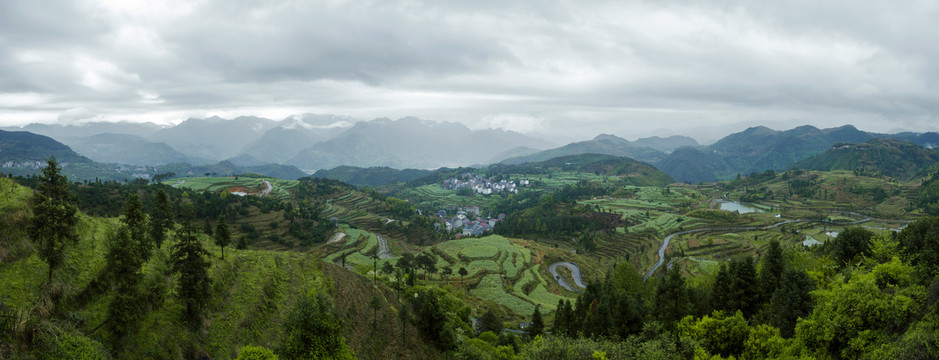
[642,215,876,281]
[548,262,586,293]
[376,234,394,259]
[259,180,273,197]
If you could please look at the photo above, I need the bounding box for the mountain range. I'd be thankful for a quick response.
[5,117,939,185]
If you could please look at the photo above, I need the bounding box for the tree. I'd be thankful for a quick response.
[759,240,786,301]
[770,268,814,338]
[121,194,150,262]
[528,305,545,338]
[832,227,875,265]
[279,293,354,360]
[479,309,503,334]
[654,265,688,327]
[104,194,151,341]
[214,216,231,259]
[150,189,174,248]
[237,235,248,250]
[172,207,211,328]
[104,227,142,343]
[28,156,78,284]
[458,267,469,287]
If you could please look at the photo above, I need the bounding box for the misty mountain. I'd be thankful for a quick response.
[238,114,351,163]
[790,138,939,179]
[286,117,554,171]
[150,116,279,161]
[499,134,673,165]
[59,133,210,166]
[658,125,876,183]
[0,129,92,166]
[12,121,163,139]
[882,132,939,149]
[654,147,733,184]
[631,135,700,152]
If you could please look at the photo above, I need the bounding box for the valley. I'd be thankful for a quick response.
[2,123,939,359]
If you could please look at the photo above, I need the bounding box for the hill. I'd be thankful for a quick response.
[492,153,674,187]
[0,178,439,359]
[286,117,554,171]
[0,129,92,166]
[500,134,673,165]
[657,124,875,183]
[60,133,210,166]
[790,138,939,179]
[313,165,433,187]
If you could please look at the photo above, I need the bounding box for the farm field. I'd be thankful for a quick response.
[166,176,298,200]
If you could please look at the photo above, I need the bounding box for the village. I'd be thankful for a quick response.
[441,173,529,195]
[434,205,506,237]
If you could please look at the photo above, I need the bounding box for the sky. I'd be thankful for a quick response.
[2,0,938,143]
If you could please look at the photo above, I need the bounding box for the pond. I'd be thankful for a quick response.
[719,201,765,214]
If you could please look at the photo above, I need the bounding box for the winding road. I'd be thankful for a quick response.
[548,262,586,293]
[376,234,394,259]
[259,180,273,197]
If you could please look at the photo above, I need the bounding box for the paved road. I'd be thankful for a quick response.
[259,180,273,197]
[548,262,586,293]
[376,235,394,259]
[642,215,878,281]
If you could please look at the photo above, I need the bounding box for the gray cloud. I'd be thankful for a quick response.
[0,0,937,141]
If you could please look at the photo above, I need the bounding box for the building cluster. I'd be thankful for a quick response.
[435,207,506,237]
[442,173,528,195]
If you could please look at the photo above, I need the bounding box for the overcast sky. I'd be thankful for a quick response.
[2,0,938,143]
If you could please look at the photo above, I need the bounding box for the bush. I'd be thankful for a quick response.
[236,345,279,360]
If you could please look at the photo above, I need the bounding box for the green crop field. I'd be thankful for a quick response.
[166,176,298,200]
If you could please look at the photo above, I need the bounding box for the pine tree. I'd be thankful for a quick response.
[528,305,545,338]
[104,227,142,341]
[479,309,503,334]
[28,156,78,284]
[654,265,688,326]
[214,216,231,259]
[173,207,211,328]
[122,194,151,263]
[759,240,786,301]
[150,188,174,248]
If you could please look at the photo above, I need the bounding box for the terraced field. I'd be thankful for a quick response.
[167,176,298,200]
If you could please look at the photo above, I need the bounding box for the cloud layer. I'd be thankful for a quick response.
[1,0,937,141]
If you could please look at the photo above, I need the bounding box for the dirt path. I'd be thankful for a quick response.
[327,232,346,244]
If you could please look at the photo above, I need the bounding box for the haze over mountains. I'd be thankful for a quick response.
[4,116,939,184]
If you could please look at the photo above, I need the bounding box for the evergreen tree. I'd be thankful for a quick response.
[528,305,545,338]
[104,227,142,342]
[121,194,151,263]
[771,269,814,338]
[236,235,248,250]
[729,256,760,317]
[832,227,875,265]
[214,216,231,259]
[759,240,786,301]
[654,265,688,326]
[172,207,211,328]
[279,293,354,359]
[28,156,78,283]
[150,189,174,248]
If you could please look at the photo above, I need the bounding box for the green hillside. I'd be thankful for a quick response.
[791,138,939,179]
